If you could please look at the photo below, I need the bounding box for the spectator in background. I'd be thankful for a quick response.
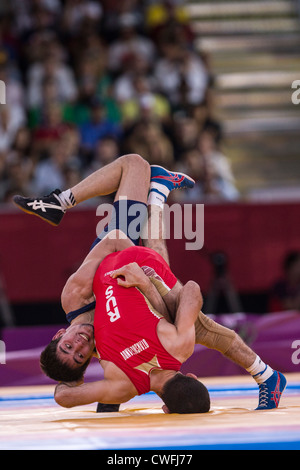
[145,0,195,48]
[26,49,78,109]
[79,97,122,160]
[107,13,156,75]
[190,100,220,135]
[32,101,70,155]
[0,7,21,63]
[100,0,144,42]
[63,162,81,194]
[0,151,34,202]
[84,135,119,176]
[172,147,218,202]
[83,135,120,205]
[0,124,35,202]
[32,132,81,195]
[11,126,33,159]
[173,123,239,202]
[60,125,81,165]
[154,35,209,112]
[171,115,199,161]
[61,0,102,35]
[120,73,171,129]
[70,50,121,127]
[124,118,174,167]
[13,0,61,38]
[197,124,239,201]
[0,105,26,153]
[28,75,61,128]
[113,54,155,104]
[269,251,300,312]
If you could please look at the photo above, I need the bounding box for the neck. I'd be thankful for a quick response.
[150,369,177,396]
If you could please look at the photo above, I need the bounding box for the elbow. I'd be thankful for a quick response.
[186,280,203,311]
[55,394,68,408]
[54,387,74,409]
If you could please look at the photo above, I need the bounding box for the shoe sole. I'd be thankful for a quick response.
[150,165,195,186]
[13,200,59,227]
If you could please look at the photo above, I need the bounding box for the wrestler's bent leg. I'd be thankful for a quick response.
[194,311,256,369]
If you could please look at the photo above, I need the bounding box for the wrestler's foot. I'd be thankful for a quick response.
[256,371,287,410]
[151,165,195,192]
[13,189,66,226]
[149,165,195,205]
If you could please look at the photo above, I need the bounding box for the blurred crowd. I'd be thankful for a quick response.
[0,0,240,205]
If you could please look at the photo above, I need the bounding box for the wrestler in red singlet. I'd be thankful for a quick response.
[93,246,182,395]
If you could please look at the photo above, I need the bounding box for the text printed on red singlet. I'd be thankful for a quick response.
[120,339,149,361]
[105,285,120,322]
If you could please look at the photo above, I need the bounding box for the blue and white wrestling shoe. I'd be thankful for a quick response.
[149,165,195,203]
[151,165,195,191]
[256,371,287,410]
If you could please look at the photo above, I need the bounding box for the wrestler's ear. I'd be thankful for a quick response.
[162,404,170,414]
[52,329,66,341]
[186,373,198,380]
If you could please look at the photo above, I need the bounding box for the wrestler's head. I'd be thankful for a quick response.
[160,372,210,414]
[40,324,95,382]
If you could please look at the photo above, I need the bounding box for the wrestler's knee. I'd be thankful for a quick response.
[121,153,150,174]
[194,311,236,354]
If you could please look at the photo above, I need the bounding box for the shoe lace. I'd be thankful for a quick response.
[258,382,269,407]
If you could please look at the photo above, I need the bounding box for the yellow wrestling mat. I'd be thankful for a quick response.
[0,373,299,450]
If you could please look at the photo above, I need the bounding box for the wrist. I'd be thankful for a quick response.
[138,275,152,293]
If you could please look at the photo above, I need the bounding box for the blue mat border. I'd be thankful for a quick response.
[1,382,299,402]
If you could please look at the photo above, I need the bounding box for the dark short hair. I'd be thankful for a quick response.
[40,339,91,382]
[161,374,210,414]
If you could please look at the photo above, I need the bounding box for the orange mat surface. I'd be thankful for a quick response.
[0,373,299,450]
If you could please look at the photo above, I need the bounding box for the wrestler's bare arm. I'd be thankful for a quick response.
[61,231,134,314]
[159,281,203,362]
[54,362,137,408]
[54,378,135,408]
[111,262,183,323]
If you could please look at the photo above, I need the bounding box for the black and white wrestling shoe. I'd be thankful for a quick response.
[13,189,66,226]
